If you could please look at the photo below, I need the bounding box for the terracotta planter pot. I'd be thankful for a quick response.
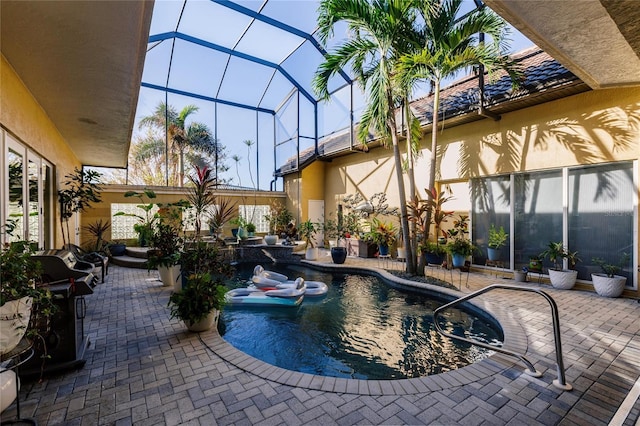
[591,273,626,298]
[548,269,577,289]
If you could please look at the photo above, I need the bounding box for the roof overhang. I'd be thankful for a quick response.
[0,0,154,168]
[485,0,640,89]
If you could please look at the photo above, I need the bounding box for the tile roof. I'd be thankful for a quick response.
[276,48,589,176]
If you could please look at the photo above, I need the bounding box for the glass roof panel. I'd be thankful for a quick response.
[235,19,306,64]
[167,39,230,99]
[148,1,183,35]
[178,1,253,48]
[142,40,173,87]
[259,0,320,34]
[259,72,297,110]
[217,56,279,108]
[280,40,327,97]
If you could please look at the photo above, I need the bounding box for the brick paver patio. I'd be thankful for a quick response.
[3,250,640,425]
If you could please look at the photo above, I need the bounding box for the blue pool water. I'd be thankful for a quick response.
[219,264,503,380]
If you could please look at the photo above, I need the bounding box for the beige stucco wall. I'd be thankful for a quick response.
[1,54,82,246]
[83,185,287,247]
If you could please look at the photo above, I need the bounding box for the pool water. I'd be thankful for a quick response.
[219,264,503,380]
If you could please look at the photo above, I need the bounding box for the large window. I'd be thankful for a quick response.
[470,162,636,289]
[568,163,634,286]
[514,170,563,271]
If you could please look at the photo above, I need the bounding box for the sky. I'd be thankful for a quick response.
[128,0,535,190]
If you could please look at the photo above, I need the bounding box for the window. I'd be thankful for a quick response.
[470,162,636,289]
[568,163,634,286]
[239,204,270,233]
[111,203,158,240]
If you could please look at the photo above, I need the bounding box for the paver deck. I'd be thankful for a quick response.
[3,250,640,425]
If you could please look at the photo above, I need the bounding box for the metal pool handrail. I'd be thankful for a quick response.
[433,284,572,391]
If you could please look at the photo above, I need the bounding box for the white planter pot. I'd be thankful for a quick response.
[186,309,219,332]
[514,271,528,282]
[591,273,626,298]
[264,234,278,245]
[0,369,18,412]
[397,248,406,260]
[0,296,32,356]
[548,269,577,289]
[158,264,181,287]
[305,247,318,260]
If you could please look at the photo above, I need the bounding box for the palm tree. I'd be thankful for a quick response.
[396,0,521,246]
[138,102,225,187]
[313,0,418,273]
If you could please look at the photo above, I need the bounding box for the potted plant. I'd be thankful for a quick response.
[148,221,183,287]
[324,212,347,264]
[364,218,397,257]
[83,219,110,253]
[1,221,55,357]
[172,241,232,329]
[207,197,236,241]
[540,241,580,289]
[245,222,256,237]
[114,189,158,247]
[487,224,508,261]
[298,219,318,260]
[168,272,227,331]
[420,241,446,265]
[591,253,630,297]
[107,240,127,257]
[186,165,217,240]
[445,215,475,267]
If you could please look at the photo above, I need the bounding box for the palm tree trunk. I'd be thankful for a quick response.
[388,101,414,274]
[178,148,185,187]
[404,98,418,274]
[424,80,441,240]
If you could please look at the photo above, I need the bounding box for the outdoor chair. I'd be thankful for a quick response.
[63,244,109,283]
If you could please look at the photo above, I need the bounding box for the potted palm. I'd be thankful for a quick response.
[148,221,183,288]
[324,213,347,264]
[591,254,630,297]
[298,219,318,260]
[487,224,508,261]
[364,218,397,257]
[207,196,236,241]
[540,242,580,289]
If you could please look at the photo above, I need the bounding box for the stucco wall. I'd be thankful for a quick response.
[1,54,82,246]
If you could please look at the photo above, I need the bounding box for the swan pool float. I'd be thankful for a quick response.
[251,265,328,297]
[226,277,306,307]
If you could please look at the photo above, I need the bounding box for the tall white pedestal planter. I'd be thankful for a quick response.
[158,264,181,288]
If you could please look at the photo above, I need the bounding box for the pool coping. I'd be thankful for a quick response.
[206,261,531,396]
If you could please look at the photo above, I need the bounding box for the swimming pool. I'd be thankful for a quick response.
[219,264,503,380]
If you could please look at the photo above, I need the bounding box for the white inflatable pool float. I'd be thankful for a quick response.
[226,278,306,307]
[251,265,328,297]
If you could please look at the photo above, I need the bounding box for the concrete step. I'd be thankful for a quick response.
[109,254,148,269]
[125,247,152,259]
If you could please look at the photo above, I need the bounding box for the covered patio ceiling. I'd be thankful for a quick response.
[0,0,153,168]
[485,0,640,89]
[2,0,639,170]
